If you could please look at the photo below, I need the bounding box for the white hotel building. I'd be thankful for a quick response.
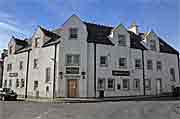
[3,15,180,98]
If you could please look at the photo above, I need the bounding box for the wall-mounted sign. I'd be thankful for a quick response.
[112,70,130,76]
[9,73,18,77]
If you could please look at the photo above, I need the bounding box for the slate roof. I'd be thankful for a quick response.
[83,22,114,45]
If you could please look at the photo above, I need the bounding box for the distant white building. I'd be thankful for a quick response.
[3,15,180,98]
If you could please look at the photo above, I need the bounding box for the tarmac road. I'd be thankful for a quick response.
[0,101,180,119]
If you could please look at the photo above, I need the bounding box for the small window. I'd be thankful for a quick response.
[117,84,121,90]
[9,79,12,88]
[100,56,108,66]
[98,78,105,89]
[157,61,162,71]
[122,79,129,89]
[170,68,175,81]
[133,79,140,89]
[45,68,51,83]
[33,59,38,69]
[135,59,141,69]
[21,79,24,88]
[19,61,23,70]
[34,37,40,48]
[150,40,156,51]
[16,79,19,88]
[7,64,12,71]
[107,79,115,89]
[69,28,78,39]
[4,80,7,88]
[119,58,127,68]
[147,60,153,70]
[66,67,79,74]
[34,81,38,90]
[118,35,126,46]
[145,79,151,90]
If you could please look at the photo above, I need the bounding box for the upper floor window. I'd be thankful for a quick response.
[100,56,108,67]
[34,37,40,48]
[156,61,162,71]
[147,60,153,70]
[107,79,115,90]
[97,78,105,89]
[69,28,78,39]
[170,68,175,81]
[119,57,127,68]
[33,59,38,69]
[149,40,156,51]
[118,35,126,46]
[7,64,12,72]
[19,61,23,70]
[45,67,51,83]
[66,55,80,66]
[135,59,141,69]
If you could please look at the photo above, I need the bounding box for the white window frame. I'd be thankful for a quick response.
[135,59,141,69]
[97,78,105,90]
[122,79,129,90]
[66,54,80,66]
[107,78,115,90]
[133,79,140,90]
[147,60,153,70]
[145,79,151,90]
[119,57,127,68]
[100,56,108,67]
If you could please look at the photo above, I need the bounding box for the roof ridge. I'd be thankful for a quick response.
[83,21,114,29]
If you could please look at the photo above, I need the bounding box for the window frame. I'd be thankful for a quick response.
[145,79,151,90]
[100,56,108,67]
[170,68,175,81]
[45,67,51,83]
[147,60,153,70]
[97,78,105,90]
[135,59,142,69]
[122,79,129,90]
[118,34,126,46]
[133,79,140,90]
[66,54,80,66]
[33,59,38,69]
[69,28,78,39]
[119,57,127,68]
[156,61,162,71]
[34,81,38,90]
[19,61,23,70]
[21,79,24,88]
[107,78,115,90]
[9,79,12,88]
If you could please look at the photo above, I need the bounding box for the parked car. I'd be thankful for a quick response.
[172,85,180,97]
[0,88,17,101]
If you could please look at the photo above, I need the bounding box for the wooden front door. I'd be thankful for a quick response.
[67,80,77,97]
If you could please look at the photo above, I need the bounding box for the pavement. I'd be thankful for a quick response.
[17,96,180,103]
[0,100,180,119]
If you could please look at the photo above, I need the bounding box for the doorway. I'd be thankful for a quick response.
[67,79,77,97]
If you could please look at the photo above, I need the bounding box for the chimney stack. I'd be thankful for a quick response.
[128,21,139,35]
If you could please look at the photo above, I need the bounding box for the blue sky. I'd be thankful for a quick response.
[0,0,179,51]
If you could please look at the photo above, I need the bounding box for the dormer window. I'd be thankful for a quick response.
[69,28,78,39]
[118,35,126,46]
[149,40,156,51]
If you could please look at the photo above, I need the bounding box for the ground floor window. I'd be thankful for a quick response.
[107,79,115,90]
[21,79,24,88]
[16,79,19,88]
[133,79,140,89]
[122,79,129,90]
[4,80,7,88]
[97,78,105,89]
[34,81,38,90]
[9,79,12,88]
[145,79,151,90]
[46,86,49,93]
